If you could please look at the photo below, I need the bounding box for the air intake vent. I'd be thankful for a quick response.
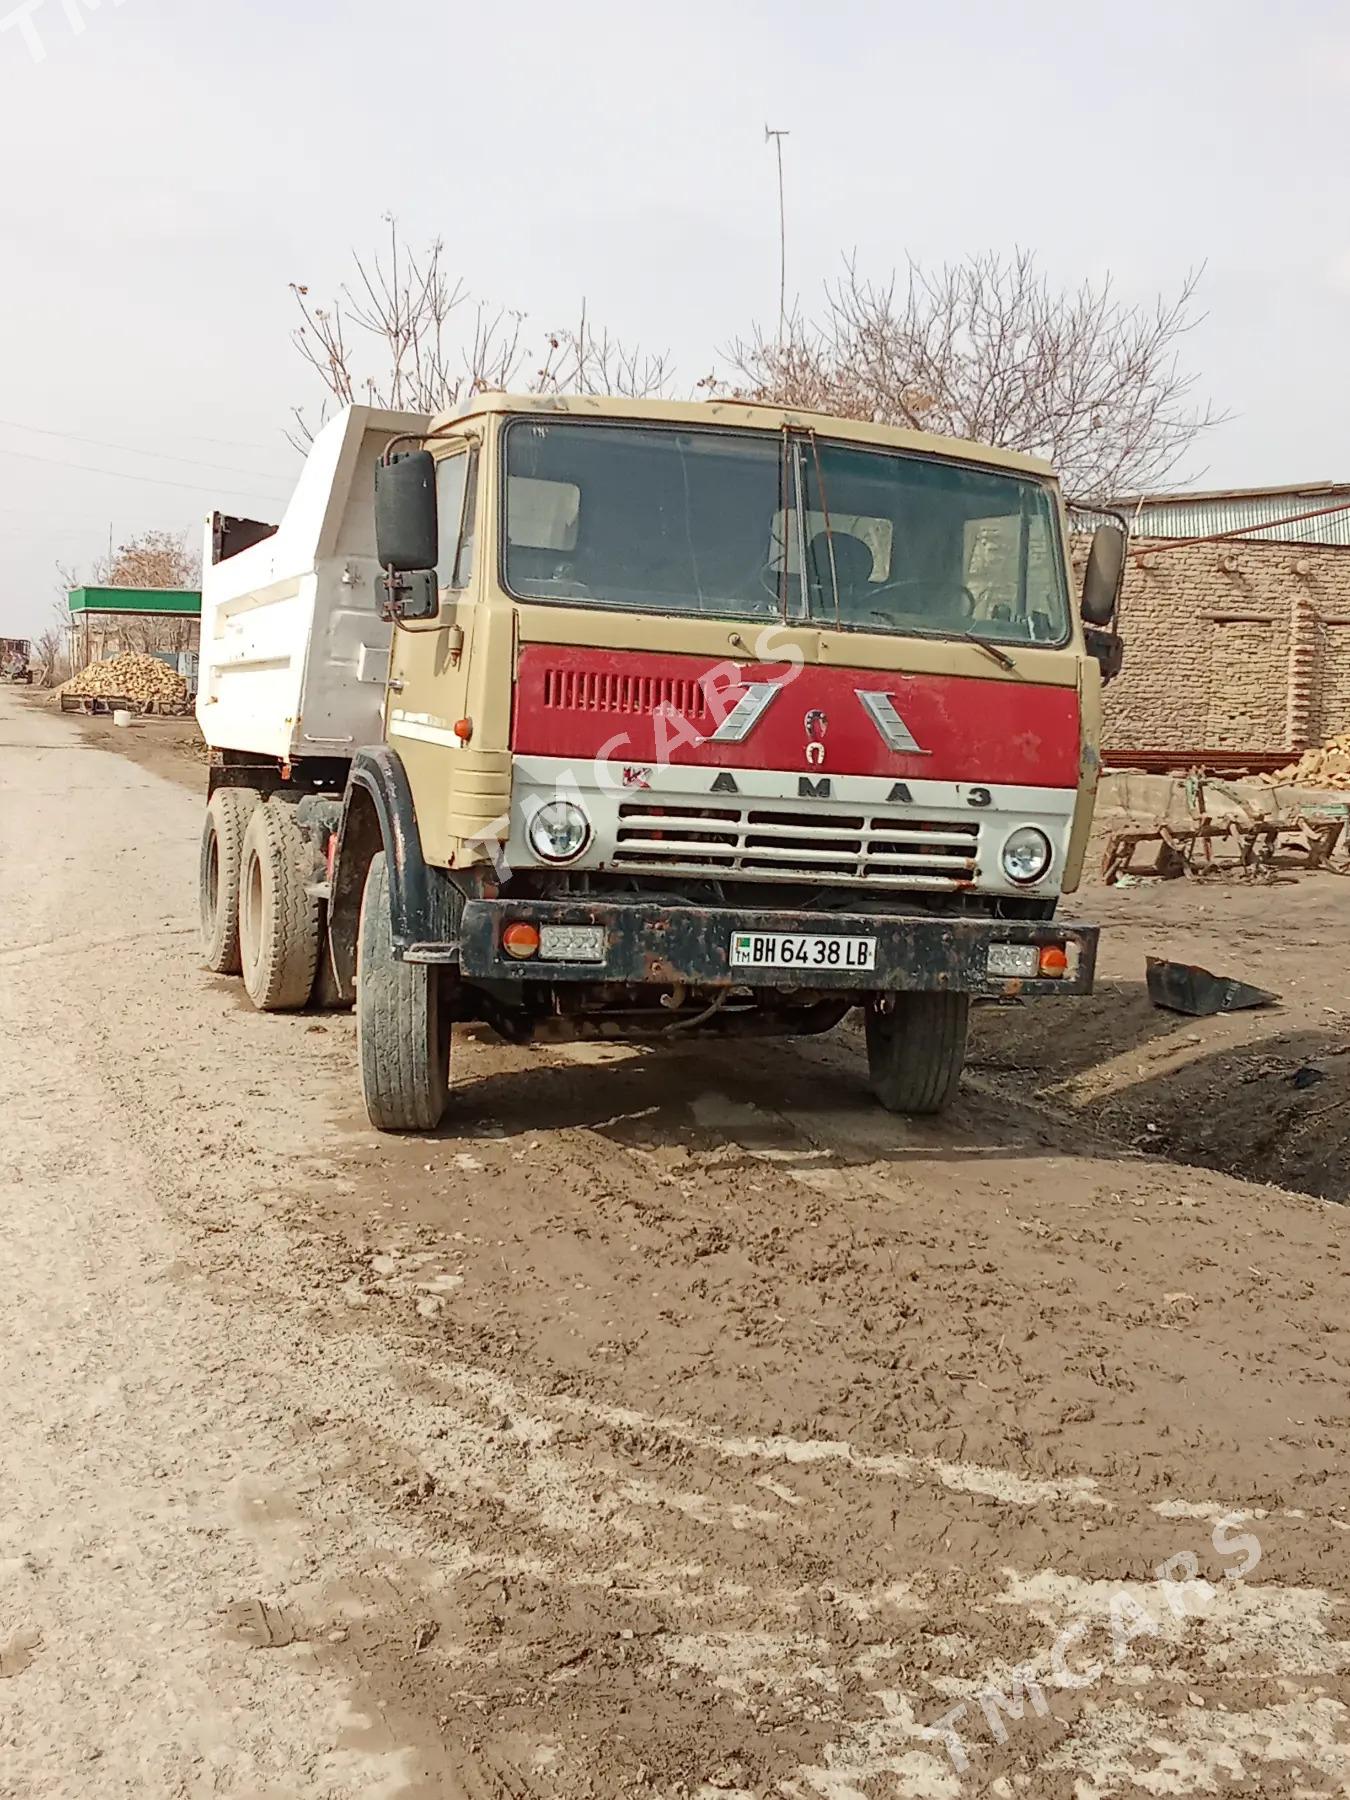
[541,666,709,720]
[613,803,981,890]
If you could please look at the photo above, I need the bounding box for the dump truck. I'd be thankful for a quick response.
[2,638,32,682]
[196,396,1125,1131]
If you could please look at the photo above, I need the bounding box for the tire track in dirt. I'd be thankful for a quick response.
[63,958,1344,1798]
[242,1019,1350,1796]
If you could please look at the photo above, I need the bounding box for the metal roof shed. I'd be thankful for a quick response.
[67,586,202,617]
[1072,484,1350,548]
[65,587,203,685]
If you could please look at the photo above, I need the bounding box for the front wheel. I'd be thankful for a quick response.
[356,852,451,1132]
[865,992,970,1116]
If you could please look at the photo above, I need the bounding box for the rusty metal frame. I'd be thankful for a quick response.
[451,899,1098,998]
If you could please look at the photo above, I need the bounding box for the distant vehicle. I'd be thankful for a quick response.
[1,638,32,683]
[196,398,1125,1132]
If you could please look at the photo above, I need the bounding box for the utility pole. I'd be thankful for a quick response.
[764,125,790,346]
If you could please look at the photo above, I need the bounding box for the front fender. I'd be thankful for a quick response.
[329,746,460,993]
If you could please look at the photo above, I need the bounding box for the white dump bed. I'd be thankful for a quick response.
[196,404,430,761]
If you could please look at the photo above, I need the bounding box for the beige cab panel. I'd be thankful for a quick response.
[382,395,1099,877]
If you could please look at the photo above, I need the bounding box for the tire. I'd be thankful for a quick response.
[199,788,262,975]
[356,852,450,1132]
[238,799,322,1011]
[865,992,970,1116]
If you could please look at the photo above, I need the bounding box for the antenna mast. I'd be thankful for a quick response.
[764,125,790,345]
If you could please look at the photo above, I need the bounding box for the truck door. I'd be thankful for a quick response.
[384,443,480,840]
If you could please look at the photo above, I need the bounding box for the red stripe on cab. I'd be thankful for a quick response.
[512,644,1081,789]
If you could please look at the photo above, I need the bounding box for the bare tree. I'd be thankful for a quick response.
[58,527,198,596]
[723,252,1222,498]
[56,553,105,593]
[31,616,68,687]
[104,528,200,591]
[292,229,1218,495]
[533,303,673,402]
[290,219,670,444]
[106,531,200,654]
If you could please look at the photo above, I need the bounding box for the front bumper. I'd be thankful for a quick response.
[449,900,1098,998]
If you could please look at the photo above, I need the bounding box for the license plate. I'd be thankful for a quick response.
[729,931,877,972]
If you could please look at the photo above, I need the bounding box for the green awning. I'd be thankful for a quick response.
[67,586,201,617]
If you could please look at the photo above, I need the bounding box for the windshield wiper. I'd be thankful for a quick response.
[960,631,1016,672]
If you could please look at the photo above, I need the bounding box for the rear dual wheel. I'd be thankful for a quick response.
[237,799,323,1012]
[199,788,262,975]
[201,789,344,1011]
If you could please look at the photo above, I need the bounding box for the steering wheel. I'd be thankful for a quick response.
[755,556,805,606]
[868,580,978,623]
[527,575,593,599]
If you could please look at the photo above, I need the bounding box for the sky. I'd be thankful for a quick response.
[1,0,1349,636]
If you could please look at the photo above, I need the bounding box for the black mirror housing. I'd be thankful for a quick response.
[1081,522,1127,627]
[375,450,438,573]
[1084,625,1124,683]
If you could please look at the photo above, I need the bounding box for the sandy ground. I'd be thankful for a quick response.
[3,686,1350,1799]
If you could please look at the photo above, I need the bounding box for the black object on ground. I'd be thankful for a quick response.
[1145,956,1279,1018]
[1291,1064,1329,1090]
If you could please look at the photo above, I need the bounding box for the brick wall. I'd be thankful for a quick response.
[1077,536,1350,752]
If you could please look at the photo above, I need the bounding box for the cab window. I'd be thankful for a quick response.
[435,449,477,596]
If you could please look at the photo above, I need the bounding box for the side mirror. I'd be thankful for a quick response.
[1081,523,1126,627]
[375,450,437,572]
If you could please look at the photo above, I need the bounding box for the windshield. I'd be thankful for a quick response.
[502,419,1070,646]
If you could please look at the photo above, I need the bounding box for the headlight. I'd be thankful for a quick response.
[527,800,591,863]
[1001,826,1053,885]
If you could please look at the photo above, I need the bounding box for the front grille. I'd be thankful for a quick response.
[613,802,980,889]
[541,666,709,720]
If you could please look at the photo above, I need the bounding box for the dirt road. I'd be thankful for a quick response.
[3,686,1350,1799]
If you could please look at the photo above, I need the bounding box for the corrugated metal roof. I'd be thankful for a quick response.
[1071,484,1350,546]
[1113,481,1350,506]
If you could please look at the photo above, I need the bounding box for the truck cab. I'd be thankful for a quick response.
[197,394,1125,1133]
